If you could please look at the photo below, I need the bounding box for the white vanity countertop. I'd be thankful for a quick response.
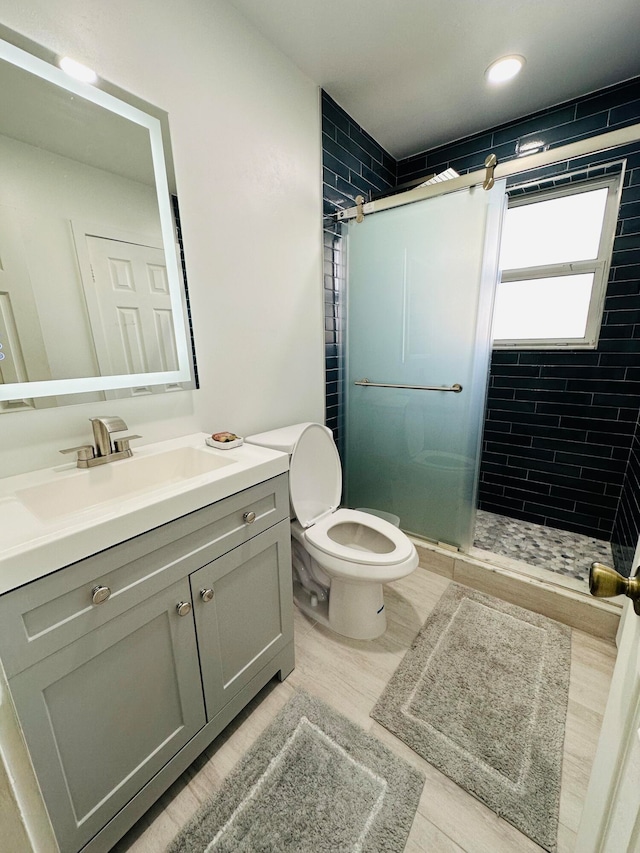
[0,433,288,595]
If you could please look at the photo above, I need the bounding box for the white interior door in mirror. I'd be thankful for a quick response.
[0,205,52,411]
[83,234,182,396]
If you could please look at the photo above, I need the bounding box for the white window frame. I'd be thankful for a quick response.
[493,173,623,349]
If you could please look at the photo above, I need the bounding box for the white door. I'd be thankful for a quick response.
[0,205,52,411]
[83,235,182,396]
[576,549,640,851]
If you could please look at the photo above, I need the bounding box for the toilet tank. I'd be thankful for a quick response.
[245,423,332,455]
[245,423,339,525]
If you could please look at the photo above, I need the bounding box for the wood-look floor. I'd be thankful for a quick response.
[111,567,617,853]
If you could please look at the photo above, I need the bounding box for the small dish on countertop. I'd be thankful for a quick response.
[206,432,244,450]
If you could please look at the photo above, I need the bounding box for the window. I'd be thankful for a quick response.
[492,174,622,349]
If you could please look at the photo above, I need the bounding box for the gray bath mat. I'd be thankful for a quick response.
[371,584,571,852]
[168,690,425,852]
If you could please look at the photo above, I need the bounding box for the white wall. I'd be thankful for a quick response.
[0,0,324,476]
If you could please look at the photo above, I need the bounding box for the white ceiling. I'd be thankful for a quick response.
[226,0,640,160]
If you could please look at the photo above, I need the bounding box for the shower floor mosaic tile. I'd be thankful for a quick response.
[473,510,613,583]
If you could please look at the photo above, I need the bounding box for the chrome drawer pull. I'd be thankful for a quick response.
[176,601,192,617]
[200,588,214,602]
[243,511,256,524]
[91,585,111,605]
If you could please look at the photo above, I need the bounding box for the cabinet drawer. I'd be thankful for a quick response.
[0,474,288,677]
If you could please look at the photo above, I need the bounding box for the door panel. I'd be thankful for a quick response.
[82,234,182,395]
[577,592,640,851]
[345,183,505,549]
[0,205,52,411]
[191,520,293,721]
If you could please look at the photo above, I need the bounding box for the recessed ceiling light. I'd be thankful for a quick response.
[486,55,525,85]
[58,56,98,84]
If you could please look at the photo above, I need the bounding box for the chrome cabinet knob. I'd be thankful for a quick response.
[176,601,192,617]
[200,588,214,602]
[91,585,111,605]
[243,511,256,524]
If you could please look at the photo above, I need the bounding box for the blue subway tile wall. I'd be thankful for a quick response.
[322,79,640,575]
[397,77,640,573]
[397,78,640,185]
[322,92,396,454]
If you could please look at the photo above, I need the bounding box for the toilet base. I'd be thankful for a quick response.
[293,580,331,629]
[329,578,387,639]
[293,577,387,640]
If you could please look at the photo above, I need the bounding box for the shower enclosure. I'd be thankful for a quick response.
[344,182,506,551]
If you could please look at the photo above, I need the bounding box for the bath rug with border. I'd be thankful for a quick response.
[167,689,425,853]
[371,583,571,852]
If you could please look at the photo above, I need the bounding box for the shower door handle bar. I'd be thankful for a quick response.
[354,379,463,393]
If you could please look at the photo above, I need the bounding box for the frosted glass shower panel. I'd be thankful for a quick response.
[404,256,432,360]
[345,184,505,549]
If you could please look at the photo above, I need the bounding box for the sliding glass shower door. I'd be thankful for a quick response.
[344,182,505,550]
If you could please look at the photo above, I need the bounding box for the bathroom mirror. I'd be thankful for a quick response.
[0,26,197,409]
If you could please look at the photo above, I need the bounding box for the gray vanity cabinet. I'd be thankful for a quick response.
[6,577,206,853]
[0,473,294,853]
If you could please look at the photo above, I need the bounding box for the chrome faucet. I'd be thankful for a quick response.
[90,416,129,457]
[60,416,142,468]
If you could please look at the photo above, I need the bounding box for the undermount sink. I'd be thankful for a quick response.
[16,446,236,522]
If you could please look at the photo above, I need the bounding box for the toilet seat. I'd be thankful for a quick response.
[289,423,341,528]
[305,508,414,566]
[285,425,414,572]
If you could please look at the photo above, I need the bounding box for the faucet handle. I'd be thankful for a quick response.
[114,435,142,453]
[60,445,96,462]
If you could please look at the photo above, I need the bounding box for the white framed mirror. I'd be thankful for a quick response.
[0,25,197,409]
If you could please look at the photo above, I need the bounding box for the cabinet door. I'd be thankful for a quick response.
[7,577,205,853]
[191,519,293,721]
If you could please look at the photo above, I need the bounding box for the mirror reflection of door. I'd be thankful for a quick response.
[0,205,52,411]
[82,234,183,397]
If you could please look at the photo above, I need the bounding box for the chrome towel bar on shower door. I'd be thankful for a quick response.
[354,379,463,392]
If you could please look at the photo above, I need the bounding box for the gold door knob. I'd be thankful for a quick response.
[589,562,640,615]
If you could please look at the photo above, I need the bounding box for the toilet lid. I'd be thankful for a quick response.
[290,423,342,528]
[305,507,415,566]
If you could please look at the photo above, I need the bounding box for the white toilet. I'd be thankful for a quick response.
[246,423,418,639]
